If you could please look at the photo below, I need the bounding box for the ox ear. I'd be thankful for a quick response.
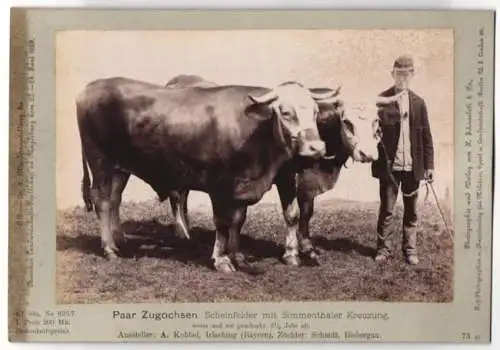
[272,106,289,149]
[244,99,275,121]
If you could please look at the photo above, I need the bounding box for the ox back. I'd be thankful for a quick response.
[77,77,291,205]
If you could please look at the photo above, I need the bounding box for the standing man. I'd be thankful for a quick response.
[372,55,435,265]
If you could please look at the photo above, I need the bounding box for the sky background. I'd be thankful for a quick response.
[55,29,454,211]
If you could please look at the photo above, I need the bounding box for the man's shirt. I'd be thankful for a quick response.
[392,90,413,171]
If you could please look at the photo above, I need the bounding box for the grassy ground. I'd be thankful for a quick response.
[56,197,454,304]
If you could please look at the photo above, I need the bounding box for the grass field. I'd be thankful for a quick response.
[56,197,454,304]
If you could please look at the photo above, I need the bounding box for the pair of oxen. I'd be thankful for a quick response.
[77,74,402,273]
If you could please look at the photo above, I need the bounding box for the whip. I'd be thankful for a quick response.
[424,179,452,235]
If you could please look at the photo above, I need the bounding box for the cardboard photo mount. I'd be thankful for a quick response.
[8,8,495,343]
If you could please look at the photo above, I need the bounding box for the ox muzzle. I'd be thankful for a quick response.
[296,127,326,159]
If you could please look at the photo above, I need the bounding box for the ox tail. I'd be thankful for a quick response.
[76,89,94,212]
[81,147,93,212]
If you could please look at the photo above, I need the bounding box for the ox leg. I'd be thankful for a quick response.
[89,171,115,258]
[275,173,301,267]
[181,191,190,229]
[298,194,320,265]
[228,206,248,269]
[211,199,247,273]
[91,169,130,259]
[108,170,130,248]
[90,171,115,257]
[169,190,190,239]
[82,134,130,259]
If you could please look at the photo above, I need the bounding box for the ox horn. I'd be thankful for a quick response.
[375,90,405,106]
[248,90,279,104]
[310,85,341,101]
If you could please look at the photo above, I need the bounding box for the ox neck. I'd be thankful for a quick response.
[318,113,350,167]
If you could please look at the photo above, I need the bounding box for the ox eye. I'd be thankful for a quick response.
[279,107,295,119]
[375,124,383,139]
[342,119,354,134]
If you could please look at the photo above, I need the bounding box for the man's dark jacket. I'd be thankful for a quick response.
[372,86,434,181]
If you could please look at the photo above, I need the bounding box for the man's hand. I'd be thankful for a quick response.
[424,169,434,183]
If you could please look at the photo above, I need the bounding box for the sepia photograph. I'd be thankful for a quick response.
[55,29,455,305]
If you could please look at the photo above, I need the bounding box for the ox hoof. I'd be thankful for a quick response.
[300,239,315,253]
[214,256,236,273]
[233,254,250,269]
[283,254,301,267]
[103,246,120,260]
[233,254,263,275]
[302,250,321,266]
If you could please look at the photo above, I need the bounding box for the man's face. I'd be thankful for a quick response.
[391,69,414,90]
